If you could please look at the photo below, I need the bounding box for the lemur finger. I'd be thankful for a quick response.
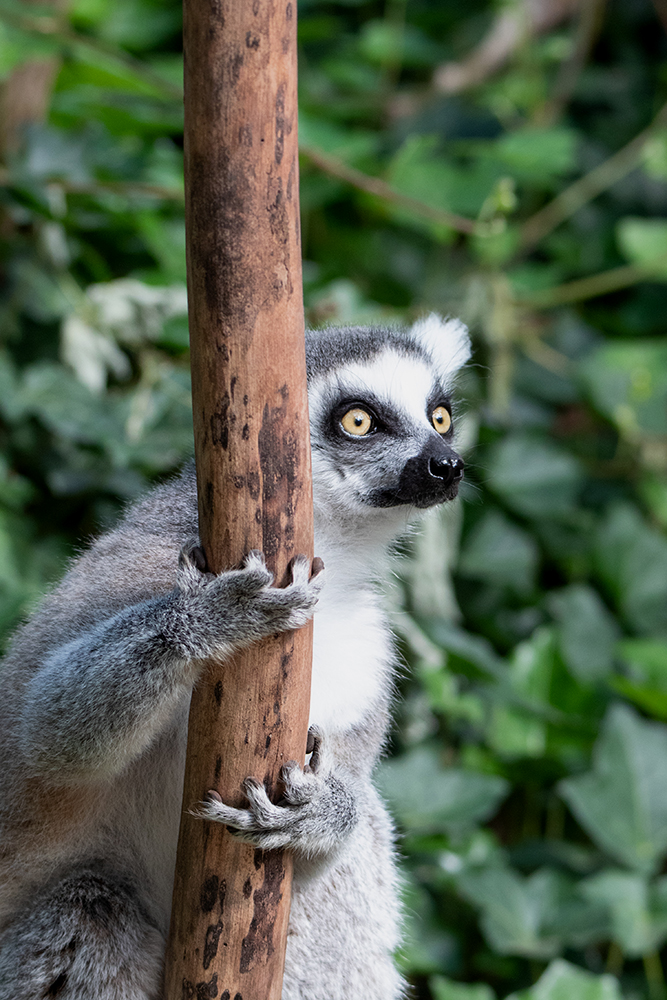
[280,760,318,805]
[243,550,266,571]
[305,725,324,774]
[240,550,274,584]
[179,538,203,568]
[241,777,285,825]
[288,554,311,587]
[177,539,211,594]
[287,556,325,598]
[193,794,257,830]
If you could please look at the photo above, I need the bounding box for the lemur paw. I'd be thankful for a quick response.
[174,544,324,658]
[193,729,356,855]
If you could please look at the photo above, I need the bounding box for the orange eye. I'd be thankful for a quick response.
[432,406,451,434]
[341,408,372,436]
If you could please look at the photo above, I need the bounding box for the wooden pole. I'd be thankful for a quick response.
[163,1,312,998]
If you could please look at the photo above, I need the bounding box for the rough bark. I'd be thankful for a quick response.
[163,2,312,998]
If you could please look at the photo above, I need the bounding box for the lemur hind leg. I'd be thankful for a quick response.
[0,862,164,1000]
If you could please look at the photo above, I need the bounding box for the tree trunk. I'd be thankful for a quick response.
[163,2,312,998]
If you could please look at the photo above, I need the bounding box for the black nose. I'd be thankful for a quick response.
[428,455,465,487]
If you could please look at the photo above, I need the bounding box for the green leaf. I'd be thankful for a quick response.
[594,504,667,636]
[0,351,24,422]
[0,22,60,78]
[376,746,509,833]
[611,639,667,719]
[579,340,667,437]
[640,473,667,532]
[488,629,556,759]
[136,215,187,282]
[581,869,667,957]
[608,675,667,721]
[459,510,539,595]
[486,435,583,519]
[505,959,622,1000]
[430,976,495,1000]
[494,128,577,181]
[299,113,379,161]
[456,866,607,959]
[548,585,619,683]
[642,130,667,180]
[616,217,667,276]
[419,619,505,680]
[559,704,667,872]
[11,259,71,322]
[358,20,442,68]
[87,0,181,51]
[388,136,502,219]
[20,363,121,445]
[617,638,667,686]
[397,877,459,976]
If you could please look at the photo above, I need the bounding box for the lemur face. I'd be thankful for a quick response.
[306,316,470,516]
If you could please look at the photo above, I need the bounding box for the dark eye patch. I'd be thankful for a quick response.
[327,394,407,441]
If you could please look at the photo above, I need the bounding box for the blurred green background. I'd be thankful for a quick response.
[1,0,667,997]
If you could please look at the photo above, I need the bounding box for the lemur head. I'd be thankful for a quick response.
[306,314,471,527]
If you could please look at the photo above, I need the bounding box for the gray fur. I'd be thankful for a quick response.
[0,317,470,999]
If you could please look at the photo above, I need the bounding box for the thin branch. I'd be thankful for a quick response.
[521,99,667,249]
[0,5,183,100]
[433,0,579,95]
[538,0,607,126]
[0,167,183,200]
[299,144,477,235]
[515,258,667,308]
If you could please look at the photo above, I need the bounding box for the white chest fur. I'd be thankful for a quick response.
[309,582,392,731]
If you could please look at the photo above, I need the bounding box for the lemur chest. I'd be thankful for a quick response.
[309,589,392,731]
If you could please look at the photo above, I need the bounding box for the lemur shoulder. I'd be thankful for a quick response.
[0,314,470,999]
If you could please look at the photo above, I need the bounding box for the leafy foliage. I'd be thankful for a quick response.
[1,0,667,997]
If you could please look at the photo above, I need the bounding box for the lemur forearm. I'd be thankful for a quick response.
[19,547,322,781]
[20,591,205,780]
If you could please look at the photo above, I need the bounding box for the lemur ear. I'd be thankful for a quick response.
[410,313,471,383]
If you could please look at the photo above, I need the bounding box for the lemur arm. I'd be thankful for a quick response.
[20,546,322,783]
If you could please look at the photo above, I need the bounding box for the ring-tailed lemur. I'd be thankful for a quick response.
[0,315,470,999]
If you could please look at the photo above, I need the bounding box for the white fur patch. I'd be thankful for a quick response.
[310,586,391,730]
[321,351,438,430]
[410,313,471,383]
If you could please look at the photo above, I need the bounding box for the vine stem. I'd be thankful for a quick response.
[521,98,667,249]
[515,258,667,308]
[299,144,478,235]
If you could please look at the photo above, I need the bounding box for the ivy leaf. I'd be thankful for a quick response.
[579,340,667,437]
[376,746,509,833]
[487,628,555,760]
[581,870,667,957]
[486,435,583,520]
[456,866,607,959]
[505,959,622,1000]
[612,637,667,719]
[559,704,667,873]
[594,504,667,636]
[494,128,577,181]
[430,976,496,1000]
[459,509,539,595]
[20,363,121,446]
[616,217,667,277]
[548,585,619,683]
